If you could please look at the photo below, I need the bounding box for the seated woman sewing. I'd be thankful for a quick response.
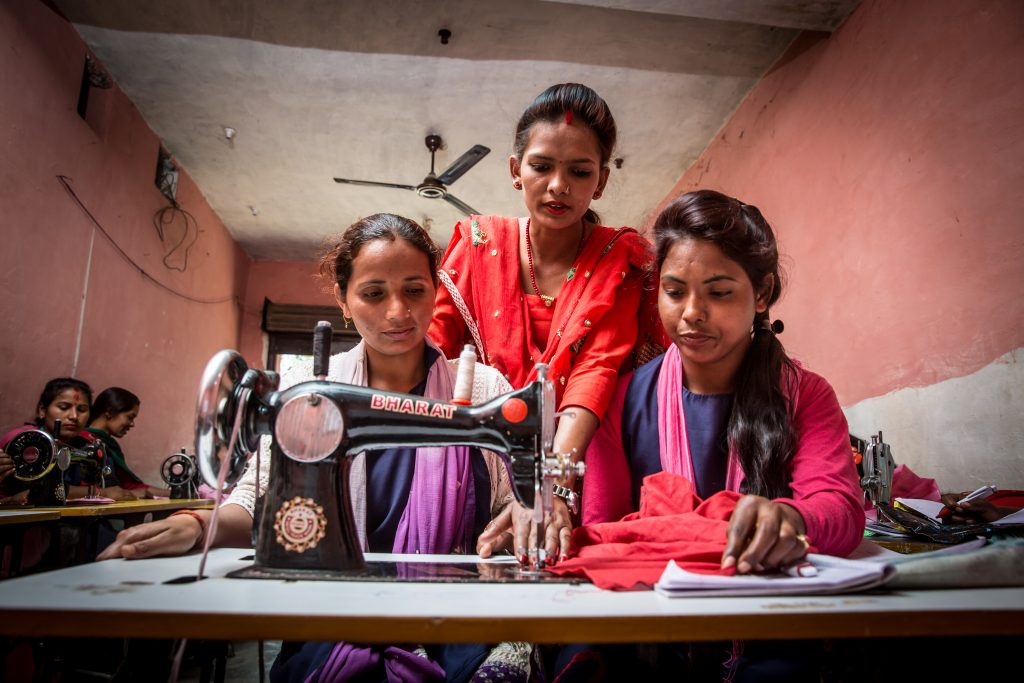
[71,387,170,499]
[550,191,865,681]
[0,377,93,502]
[98,213,533,682]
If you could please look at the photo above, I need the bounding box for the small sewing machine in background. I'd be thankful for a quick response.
[4,421,109,504]
[161,448,200,499]
[851,431,896,507]
[195,322,581,580]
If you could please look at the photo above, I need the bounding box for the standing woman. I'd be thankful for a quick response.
[430,83,666,559]
[74,387,169,499]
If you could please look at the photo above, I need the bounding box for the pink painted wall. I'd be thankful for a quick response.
[651,0,1024,406]
[0,0,250,483]
[238,260,337,366]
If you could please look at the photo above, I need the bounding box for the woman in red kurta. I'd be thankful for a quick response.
[429,83,667,561]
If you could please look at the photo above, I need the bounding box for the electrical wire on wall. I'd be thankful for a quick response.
[153,203,199,272]
[56,175,235,305]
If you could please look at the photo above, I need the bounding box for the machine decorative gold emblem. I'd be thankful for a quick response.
[274,496,327,553]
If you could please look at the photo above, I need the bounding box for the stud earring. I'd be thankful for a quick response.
[593,191,602,199]
[513,180,522,190]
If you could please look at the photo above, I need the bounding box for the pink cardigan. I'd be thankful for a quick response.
[583,364,866,558]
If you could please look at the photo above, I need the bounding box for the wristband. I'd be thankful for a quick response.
[170,509,207,547]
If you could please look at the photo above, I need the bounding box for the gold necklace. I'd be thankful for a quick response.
[524,218,585,307]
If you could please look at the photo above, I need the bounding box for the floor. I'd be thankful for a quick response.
[177,640,281,682]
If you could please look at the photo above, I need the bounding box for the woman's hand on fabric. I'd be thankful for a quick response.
[722,495,808,574]
[476,498,574,565]
[97,515,203,561]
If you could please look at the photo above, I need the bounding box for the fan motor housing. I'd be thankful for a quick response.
[416,177,445,199]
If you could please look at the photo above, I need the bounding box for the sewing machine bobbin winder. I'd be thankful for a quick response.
[195,322,582,581]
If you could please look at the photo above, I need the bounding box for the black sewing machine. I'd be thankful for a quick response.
[4,420,109,504]
[195,322,581,581]
[161,448,200,499]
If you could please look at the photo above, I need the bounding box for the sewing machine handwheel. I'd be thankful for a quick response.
[8,429,57,481]
[161,453,196,487]
[195,350,251,491]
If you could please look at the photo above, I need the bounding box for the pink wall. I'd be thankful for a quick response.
[651,0,1024,405]
[0,0,250,482]
[238,260,338,366]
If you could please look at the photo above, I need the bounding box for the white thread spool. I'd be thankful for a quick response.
[452,344,476,405]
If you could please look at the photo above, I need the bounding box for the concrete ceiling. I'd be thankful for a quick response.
[54,0,860,260]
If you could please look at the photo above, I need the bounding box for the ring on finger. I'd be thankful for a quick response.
[796,533,809,550]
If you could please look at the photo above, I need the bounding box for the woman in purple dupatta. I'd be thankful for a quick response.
[99,214,530,682]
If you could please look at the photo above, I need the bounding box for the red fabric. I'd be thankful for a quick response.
[583,364,866,558]
[990,490,1024,508]
[428,216,666,418]
[888,464,942,502]
[547,472,743,590]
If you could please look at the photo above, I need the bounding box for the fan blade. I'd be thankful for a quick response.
[333,178,416,191]
[436,145,490,186]
[443,193,479,217]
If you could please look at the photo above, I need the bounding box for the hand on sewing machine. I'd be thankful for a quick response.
[476,498,573,565]
[939,492,1017,524]
[721,495,809,574]
[0,449,13,483]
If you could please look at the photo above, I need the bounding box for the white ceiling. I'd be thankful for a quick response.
[56,0,860,260]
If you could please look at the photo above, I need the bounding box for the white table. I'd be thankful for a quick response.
[0,548,1022,643]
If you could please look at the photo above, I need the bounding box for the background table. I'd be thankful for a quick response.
[0,548,1022,643]
[3,499,213,576]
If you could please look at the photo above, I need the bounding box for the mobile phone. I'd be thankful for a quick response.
[957,485,997,505]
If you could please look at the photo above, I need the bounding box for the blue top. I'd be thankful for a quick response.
[363,346,491,552]
[621,354,733,508]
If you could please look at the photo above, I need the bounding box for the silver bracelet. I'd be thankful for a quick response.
[551,484,579,515]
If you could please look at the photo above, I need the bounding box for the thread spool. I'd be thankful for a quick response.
[452,344,476,405]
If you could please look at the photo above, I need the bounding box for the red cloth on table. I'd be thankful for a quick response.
[547,472,746,591]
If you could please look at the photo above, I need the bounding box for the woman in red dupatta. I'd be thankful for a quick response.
[429,84,667,562]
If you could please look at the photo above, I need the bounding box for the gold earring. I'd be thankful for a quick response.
[343,315,351,329]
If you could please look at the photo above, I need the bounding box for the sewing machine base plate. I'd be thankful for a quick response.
[226,561,582,583]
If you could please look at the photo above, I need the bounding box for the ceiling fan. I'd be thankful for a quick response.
[333,134,489,216]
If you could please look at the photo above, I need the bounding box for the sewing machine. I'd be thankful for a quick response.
[161,448,200,499]
[4,421,109,503]
[851,431,896,507]
[195,322,581,580]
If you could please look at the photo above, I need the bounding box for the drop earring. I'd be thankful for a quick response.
[343,315,352,329]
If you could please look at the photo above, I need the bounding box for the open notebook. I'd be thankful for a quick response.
[654,553,894,598]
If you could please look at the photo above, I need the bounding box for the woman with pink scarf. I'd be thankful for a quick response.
[560,190,864,681]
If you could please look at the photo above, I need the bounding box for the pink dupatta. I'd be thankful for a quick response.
[656,343,744,493]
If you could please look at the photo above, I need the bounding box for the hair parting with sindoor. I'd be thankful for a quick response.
[513,83,616,225]
[653,190,797,499]
[34,377,93,425]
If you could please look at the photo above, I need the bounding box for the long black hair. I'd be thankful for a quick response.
[91,387,140,419]
[653,190,796,499]
[513,83,616,225]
